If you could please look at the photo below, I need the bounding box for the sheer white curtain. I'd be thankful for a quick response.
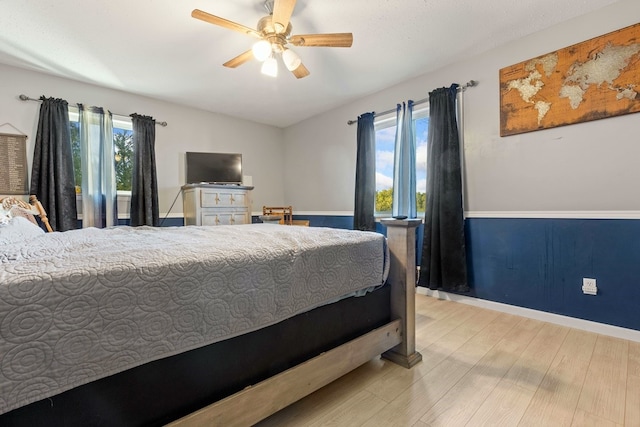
[392,100,417,218]
[79,105,117,228]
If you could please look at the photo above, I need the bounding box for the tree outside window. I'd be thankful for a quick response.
[70,117,133,192]
[113,129,133,191]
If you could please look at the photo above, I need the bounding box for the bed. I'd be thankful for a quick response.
[0,208,421,426]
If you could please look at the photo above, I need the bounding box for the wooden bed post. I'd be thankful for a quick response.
[380,218,423,368]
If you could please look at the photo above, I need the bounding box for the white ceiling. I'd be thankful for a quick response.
[0,0,621,128]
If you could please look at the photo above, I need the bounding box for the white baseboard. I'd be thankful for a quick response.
[416,287,640,343]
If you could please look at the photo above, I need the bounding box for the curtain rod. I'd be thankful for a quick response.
[346,80,477,126]
[18,94,168,127]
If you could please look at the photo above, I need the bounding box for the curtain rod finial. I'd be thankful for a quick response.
[19,94,29,101]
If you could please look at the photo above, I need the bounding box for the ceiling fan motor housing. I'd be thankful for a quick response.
[257,15,292,51]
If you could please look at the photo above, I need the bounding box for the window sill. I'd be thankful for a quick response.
[374,215,425,222]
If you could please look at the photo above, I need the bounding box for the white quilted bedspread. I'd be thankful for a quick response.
[0,224,388,415]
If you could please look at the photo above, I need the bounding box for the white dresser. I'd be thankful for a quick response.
[182,184,254,226]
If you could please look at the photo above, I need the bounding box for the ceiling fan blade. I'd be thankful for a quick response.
[292,63,310,79]
[272,0,296,34]
[192,9,262,38]
[223,50,254,68]
[289,33,353,47]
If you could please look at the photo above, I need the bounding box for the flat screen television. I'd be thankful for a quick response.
[185,152,243,185]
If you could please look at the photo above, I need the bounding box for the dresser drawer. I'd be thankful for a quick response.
[201,210,250,226]
[201,190,248,208]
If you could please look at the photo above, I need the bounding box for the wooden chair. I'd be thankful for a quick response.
[262,206,293,225]
[0,195,53,232]
[262,206,310,226]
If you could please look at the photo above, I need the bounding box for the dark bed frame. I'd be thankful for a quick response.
[0,219,421,427]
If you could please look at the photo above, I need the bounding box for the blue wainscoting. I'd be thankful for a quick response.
[291,215,640,332]
[252,214,356,230]
[465,218,640,332]
[76,218,185,228]
[158,217,186,227]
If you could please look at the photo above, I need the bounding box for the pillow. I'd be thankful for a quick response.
[0,216,46,245]
[8,205,38,225]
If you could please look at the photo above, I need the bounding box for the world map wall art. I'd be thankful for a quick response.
[499,22,640,137]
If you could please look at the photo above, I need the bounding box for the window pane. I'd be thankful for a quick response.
[415,116,429,215]
[70,121,81,193]
[69,112,134,193]
[375,124,395,216]
[113,128,133,191]
[374,113,429,217]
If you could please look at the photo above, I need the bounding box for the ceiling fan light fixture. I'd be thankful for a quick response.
[282,48,302,71]
[252,40,271,62]
[192,1,353,80]
[261,55,278,77]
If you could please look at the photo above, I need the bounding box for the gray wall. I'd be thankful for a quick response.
[283,0,640,214]
[0,64,286,215]
[4,0,638,217]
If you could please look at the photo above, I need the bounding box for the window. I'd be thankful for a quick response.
[112,124,134,191]
[69,109,133,217]
[70,111,133,192]
[374,108,429,216]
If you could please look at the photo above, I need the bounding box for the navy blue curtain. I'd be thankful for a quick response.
[130,114,159,227]
[419,85,468,292]
[353,112,376,231]
[30,97,77,231]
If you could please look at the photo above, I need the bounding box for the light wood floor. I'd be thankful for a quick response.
[257,294,640,427]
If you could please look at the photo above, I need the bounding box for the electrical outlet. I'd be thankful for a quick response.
[582,278,597,295]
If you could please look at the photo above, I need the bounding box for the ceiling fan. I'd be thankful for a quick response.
[191,0,353,79]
